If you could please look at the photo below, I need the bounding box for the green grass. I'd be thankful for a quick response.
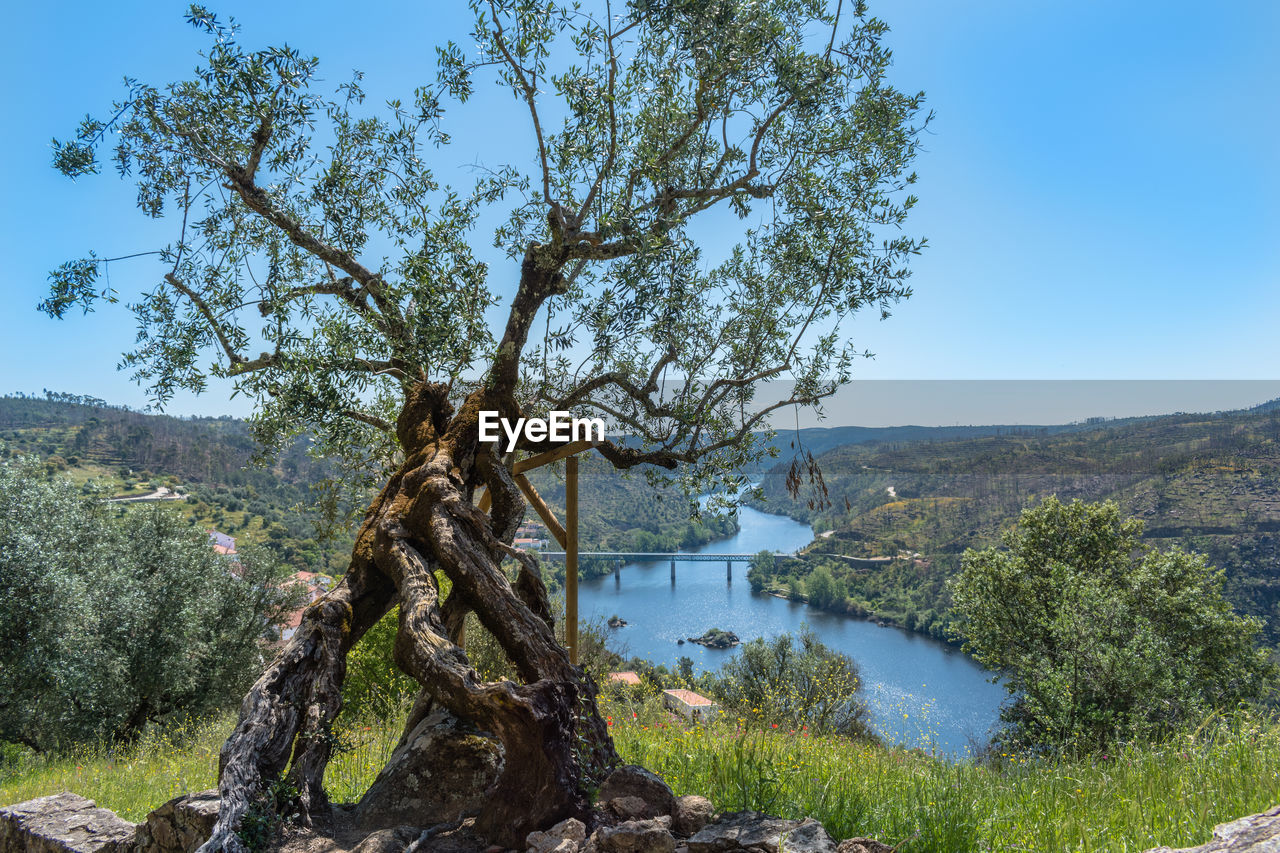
[0,717,225,821]
[610,706,1280,852]
[4,705,1279,852]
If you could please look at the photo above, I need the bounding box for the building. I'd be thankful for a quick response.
[662,688,719,723]
[608,671,642,687]
[209,530,237,555]
[279,571,334,643]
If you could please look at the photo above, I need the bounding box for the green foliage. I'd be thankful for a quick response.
[753,404,1280,644]
[236,778,299,853]
[341,608,419,721]
[715,627,871,738]
[0,394,360,571]
[951,497,1275,753]
[45,0,928,509]
[0,452,300,752]
[747,550,774,592]
[804,564,845,609]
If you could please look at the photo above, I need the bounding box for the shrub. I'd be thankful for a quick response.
[951,497,1275,754]
[714,627,872,738]
[0,454,300,752]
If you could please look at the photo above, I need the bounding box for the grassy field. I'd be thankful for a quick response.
[4,703,1279,853]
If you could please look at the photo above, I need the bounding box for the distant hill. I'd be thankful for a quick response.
[751,402,1280,643]
[765,418,1146,462]
[0,393,732,580]
[0,393,353,573]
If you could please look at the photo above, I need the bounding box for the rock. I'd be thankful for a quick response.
[353,707,504,832]
[606,798,653,822]
[351,826,423,853]
[687,812,837,853]
[835,840,894,853]
[596,766,676,819]
[135,790,220,853]
[687,630,740,650]
[1146,804,1280,851]
[0,792,137,853]
[525,817,587,853]
[588,818,675,853]
[672,797,715,837]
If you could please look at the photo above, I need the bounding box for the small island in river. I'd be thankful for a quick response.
[688,628,741,649]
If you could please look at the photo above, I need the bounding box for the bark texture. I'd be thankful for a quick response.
[197,383,619,853]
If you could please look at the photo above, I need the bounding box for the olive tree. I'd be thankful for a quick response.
[45,1,926,846]
[716,627,871,737]
[951,497,1275,753]
[0,453,297,753]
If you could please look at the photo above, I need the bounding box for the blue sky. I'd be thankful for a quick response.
[2,1,1277,421]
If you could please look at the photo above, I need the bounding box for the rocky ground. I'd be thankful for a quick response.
[3,725,1279,853]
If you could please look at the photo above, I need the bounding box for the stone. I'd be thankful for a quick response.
[135,790,220,853]
[835,840,894,853]
[1146,804,1280,852]
[0,792,137,853]
[595,766,676,819]
[607,797,654,822]
[353,708,504,832]
[672,797,715,837]
[525,817,587,853]
[588,818,675,853]
[687,812,837,853]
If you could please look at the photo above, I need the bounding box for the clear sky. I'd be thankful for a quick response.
[2,1,1277,422]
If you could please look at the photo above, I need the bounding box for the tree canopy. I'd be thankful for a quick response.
[951,497,1275,753]
[47,0,926,501]
[42,2,929,845]
[0,452,298,752]
[717,626,871,736]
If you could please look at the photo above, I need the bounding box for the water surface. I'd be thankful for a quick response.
[576,505,1005,756]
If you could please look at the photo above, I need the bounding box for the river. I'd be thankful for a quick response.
[575,505,1005,756]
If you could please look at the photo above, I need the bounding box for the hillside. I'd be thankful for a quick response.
[750,403,1280,643]
[0,393,732,580]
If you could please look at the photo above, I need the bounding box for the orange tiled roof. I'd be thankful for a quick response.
[663,688,715,706]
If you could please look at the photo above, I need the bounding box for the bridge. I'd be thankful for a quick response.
[535,550,796,582]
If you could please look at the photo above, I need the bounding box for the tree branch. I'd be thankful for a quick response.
[221,168,409,347]
[342,409,394,432]
[163,272,250,369]
[486,2,553,205]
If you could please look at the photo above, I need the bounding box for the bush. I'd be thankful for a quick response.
[951,497,1275,754]
[747,550,774,592]
[0,454,300,752]
[714,627,872,738]
[342,607,419,721]
[804,565,845,609]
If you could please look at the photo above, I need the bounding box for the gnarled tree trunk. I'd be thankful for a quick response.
[198,383,619,853]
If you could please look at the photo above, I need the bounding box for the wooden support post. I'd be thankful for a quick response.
[512,474,568,547]
[566,454,579,666]
[670,558,676,582]
[513,440,598,475]
[727,559,732,582]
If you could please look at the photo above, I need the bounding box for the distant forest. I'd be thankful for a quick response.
[751,400,1280,644]
[0,393,735,581]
